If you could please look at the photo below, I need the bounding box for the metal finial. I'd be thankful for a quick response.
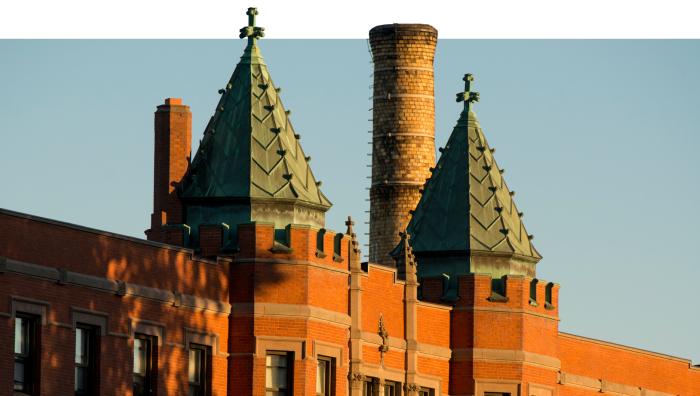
[455,73,480,110]
[463,73,474,91]
[345,216,355,235]
[239,7,265,42]
[247,7,258,25]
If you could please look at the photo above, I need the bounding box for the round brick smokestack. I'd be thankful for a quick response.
[369,24,437,266]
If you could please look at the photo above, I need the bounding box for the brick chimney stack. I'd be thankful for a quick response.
[147,98,192,243]
[368,24,438,266]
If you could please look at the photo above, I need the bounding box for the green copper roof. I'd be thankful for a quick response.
[180,8,331,210]
[407,74,540,261]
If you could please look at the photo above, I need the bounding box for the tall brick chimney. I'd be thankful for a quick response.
[147,98,192,243]
[368,24,438,266]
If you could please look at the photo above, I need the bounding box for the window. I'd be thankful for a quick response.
[133,334,158,396]
[188,344,212,396]
[266,351,293,396]
[383,380,400,396]
[14,313,40,395]
[316,356,334,396]
[362,377,377,396]
[75,325,100,395]
[419,388,435,396]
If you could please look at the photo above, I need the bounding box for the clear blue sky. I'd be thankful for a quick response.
[1,39,698,362]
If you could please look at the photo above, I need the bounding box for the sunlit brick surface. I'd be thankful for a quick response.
[368,24,438,266]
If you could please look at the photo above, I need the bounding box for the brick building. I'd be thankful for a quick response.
[1,7,699,396]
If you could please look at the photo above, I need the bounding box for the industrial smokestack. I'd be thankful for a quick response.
[368,24,438,266]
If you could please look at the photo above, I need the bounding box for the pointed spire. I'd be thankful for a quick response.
[391,229,417,280]
[405,74,540,277]
[179,8,331,234]
[346,216,361,254]
[346,215,362,268]
[399,230,417,269]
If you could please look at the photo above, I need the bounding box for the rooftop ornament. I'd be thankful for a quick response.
[455,73,480,110]
[239,7,265,44]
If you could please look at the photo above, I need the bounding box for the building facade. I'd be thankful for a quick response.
[1,7,699,396]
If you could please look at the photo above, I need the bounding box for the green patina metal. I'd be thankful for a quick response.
[403,74,540,299]
[179,8,331,247]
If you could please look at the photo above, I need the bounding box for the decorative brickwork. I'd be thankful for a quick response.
[369,24,438,266]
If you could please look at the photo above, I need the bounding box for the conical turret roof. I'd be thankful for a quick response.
[407,74,540,262]
[180,8,331,211]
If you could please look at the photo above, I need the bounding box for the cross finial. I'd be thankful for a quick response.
[455,73,480,110]
[239,7,265,43]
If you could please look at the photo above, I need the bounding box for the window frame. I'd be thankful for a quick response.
[133,333,158,396]
[265,350,294,396]
[74,323,100,396]
[419,388,436,396]
[315,355,334,396]
[362,377,377,396]
[383,380,400,396]
[188,343,212,396]
[14,312,41,395]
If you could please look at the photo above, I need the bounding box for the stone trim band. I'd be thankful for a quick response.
[1,256,230,314]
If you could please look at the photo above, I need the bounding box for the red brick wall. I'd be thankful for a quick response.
[229,223,351,395]
[447,274,562,395]
[4,210,699,396]
[559,332,700,395]
[0,273,229,396]
[362,265,406,340]
[0,210,227,301]
[0,210,229,395]
[416,304,450,347]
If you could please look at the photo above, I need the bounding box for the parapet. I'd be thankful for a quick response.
[420,272,560,315]
[159,218,357,273]
[233,222,351,269]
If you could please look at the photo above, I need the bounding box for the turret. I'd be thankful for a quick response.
[162,7,331,255]
[405,74,541,300]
